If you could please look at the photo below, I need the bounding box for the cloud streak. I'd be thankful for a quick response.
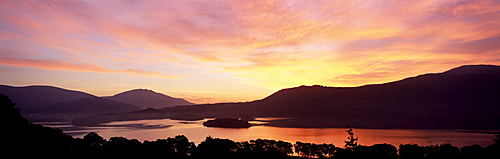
[0,0,499,102]
[0,57,181,79]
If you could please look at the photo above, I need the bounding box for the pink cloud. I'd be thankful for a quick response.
[0,57,181,78]
[437,0,500,15]
[1,0,499,94]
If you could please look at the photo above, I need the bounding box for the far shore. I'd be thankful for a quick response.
[31,115,500,132]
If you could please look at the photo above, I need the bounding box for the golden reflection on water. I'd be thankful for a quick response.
[42,118,497,147]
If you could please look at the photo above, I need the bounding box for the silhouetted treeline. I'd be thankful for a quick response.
[3,93,500,159]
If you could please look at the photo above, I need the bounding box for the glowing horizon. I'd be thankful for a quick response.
[1,0,499,103]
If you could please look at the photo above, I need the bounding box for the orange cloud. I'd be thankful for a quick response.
[1,0,500,103]
[0,57,181,79]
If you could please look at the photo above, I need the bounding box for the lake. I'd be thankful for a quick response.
[38,118,498,148]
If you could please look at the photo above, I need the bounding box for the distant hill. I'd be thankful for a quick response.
[4,65,500,129]
[0,85,192,117]
[72,107,167,126]
[246,65,500,117]
[161,65,500,129]
[30,97,141,115]
[0,85,95,109]
[105,89,193,108]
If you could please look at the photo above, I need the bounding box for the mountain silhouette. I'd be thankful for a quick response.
[0,85,95,110]
[3,65,499,129]
[249,65,500,117]
[105,89,193,108]
[161,65,500,129]
[72,107,167,126]
[0,85,193,117]
[30,97,141,115]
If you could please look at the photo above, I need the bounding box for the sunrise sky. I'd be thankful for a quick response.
[0,0,499,103]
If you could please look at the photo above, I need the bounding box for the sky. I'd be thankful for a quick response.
[0,0,499,104]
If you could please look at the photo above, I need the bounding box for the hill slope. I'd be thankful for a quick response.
[161,65,500,129]
[32,97,141,114]
[246,65,500,117]
[106,89,193,108]
[0,85,95,109]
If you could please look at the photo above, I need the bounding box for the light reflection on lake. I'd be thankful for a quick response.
[39,118,497,147]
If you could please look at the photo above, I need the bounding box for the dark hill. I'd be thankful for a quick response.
[72,107,168,126]
[106,89,193,108]
[443,64,500,75]
[250,65,500,117]
[162,65,500,129]
[32,97,141,115]
[129,107,165,114]
[0,85,95,109]
[1,93,76,158]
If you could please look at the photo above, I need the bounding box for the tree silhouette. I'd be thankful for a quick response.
[83,132,107,147]
[234,139,292,158]
[143,138,174,158]
[295,142,336,158]
[422,145,438,159]
[370,144,398,159]
[344,125,358,149]
[494,132,500,145]
[72,132,108,157]
[194,136,237,159]
[485,142,500,159]
[249,139,293,156]
[141,135,195,159]
[1,93,30,128]
[168,135,196,159]
[435,143,460,159]
[107,136,143,158]
[399,144,424,159]
[2,93,74,158]
[5,93,500,159]
[461,144,485,159]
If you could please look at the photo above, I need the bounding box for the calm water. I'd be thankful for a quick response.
[39,118,497,147]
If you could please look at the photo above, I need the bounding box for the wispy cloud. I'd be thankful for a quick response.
[0,57,181,79]
[0,0,499,102]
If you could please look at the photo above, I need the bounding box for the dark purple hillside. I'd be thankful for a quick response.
[32,97,141,114]
[162,65,500,129]
[0,85,95,113]
[249,65,500,117]
[106,89,193,109]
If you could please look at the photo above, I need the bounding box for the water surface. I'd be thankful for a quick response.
[38,118,497,147]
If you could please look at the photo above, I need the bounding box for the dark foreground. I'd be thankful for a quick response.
[3,94,500,159]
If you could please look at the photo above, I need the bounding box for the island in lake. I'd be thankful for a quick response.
[203,118,252,128]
